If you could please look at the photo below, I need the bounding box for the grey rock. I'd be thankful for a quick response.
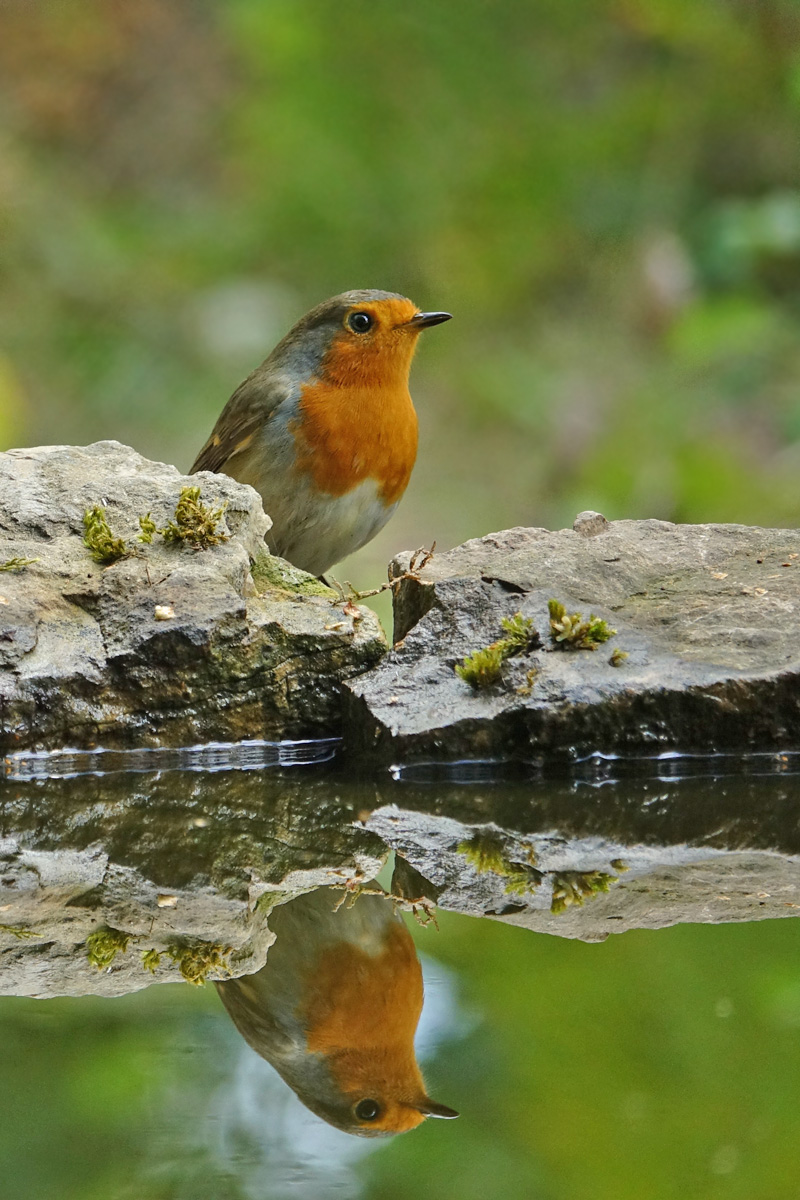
[369,757,800,940]
[3,759,800,996]
[0,768,387,997]
[345,520,800,762]
[373,808,800,943]
[0,442,385,752]
[573,509,610,537]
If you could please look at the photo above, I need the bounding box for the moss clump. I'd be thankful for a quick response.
[250,550,335,597]
[166,940,231,985]
[0,557,39,572]
[499,612,539,653]
[458,832,540,895]
[455,642,506,688]
[502,870,541,897]
[160,487,229,550]
[0,923,39,939]
[459,831,512,874]
[609,647,629,667]
[138,513,158,544]
[550,870,619,915]
[83,507,128,565]
[455,611,539,689]
[86,926,132,970]
[141,948,162,973]
[548,599,616,650]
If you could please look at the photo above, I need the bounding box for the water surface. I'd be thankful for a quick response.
[2,747,800,1199]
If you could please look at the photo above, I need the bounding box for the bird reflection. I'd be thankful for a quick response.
[216,885,458,1136]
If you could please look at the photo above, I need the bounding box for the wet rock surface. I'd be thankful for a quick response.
[0,761,386,997]
[345,520,800,762]
[0,442,385,753]
[2,751,800,995]
[372,757,800,941]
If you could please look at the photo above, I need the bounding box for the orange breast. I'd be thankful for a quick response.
[293,378,418,505]
[301,921,427,1132]
[291,305,422,506]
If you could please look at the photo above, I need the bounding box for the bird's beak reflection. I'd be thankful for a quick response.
[415,1100,461,1119]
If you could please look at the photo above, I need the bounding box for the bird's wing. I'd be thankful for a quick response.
[215,977,301,1060]
[190,367,292,475]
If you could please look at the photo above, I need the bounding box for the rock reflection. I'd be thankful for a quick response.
[216,886,458,1136]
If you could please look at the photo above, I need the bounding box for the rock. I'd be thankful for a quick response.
[0,767,387,997]
[345,520,800,762]
[572,509,610,537]
[3,756,800,994]
[375,819,800,944]
[0,442,385,752]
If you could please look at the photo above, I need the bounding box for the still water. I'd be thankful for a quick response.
[2,746,800,1200]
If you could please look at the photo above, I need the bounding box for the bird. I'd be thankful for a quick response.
[215,885,459,1136]
[191,290,451,576]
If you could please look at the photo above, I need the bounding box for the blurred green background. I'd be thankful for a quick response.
[2,0,799,598]
[3,5,800,1196]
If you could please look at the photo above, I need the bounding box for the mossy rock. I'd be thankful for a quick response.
[0,441,384,752]
[250,549,336,598]
[346,519,800,761]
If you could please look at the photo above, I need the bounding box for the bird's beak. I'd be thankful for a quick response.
[405,311,452,329]
[415,1100,460,1119]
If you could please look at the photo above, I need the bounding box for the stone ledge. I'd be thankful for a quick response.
[344,519,800,761]
[0,442,385,752]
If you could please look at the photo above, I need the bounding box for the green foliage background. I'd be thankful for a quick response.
[1,0,799,593]
[2,2,800,1195]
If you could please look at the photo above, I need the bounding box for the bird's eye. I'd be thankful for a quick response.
[355,1099,381,1122]
[348,311,373,334]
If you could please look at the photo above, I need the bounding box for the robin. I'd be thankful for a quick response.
[191,290,451,575]
[216,885,459,1136]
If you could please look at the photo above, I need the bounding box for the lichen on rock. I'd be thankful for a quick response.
[250,549,337,598]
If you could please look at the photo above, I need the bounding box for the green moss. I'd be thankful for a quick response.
[166,939,232,985]
[160,486,229,550]
[609,647,629,667]
[83,507,128,564]
[250,550,335,597]
[455,610,539,689]
[458,832,539,895]
[499,612,538,653]
[256,888,300,913]
[516,666,538,696]
[550,870,619,915]
[138,513,157,544]
[0,923,39,939]
[86,926,132,970]
[502,870,540,897]
[548,599,616,650]
[141,948,162,973]
[0,557,39,572]
[455,642,507,687]
[459,831,511,874]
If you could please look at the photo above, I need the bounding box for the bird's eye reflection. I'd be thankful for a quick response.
[354,1098,381,1122]
[348,311,373,333]
[214,885,458,1137]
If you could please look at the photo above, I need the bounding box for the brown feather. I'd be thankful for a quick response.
[191,371,289,475]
